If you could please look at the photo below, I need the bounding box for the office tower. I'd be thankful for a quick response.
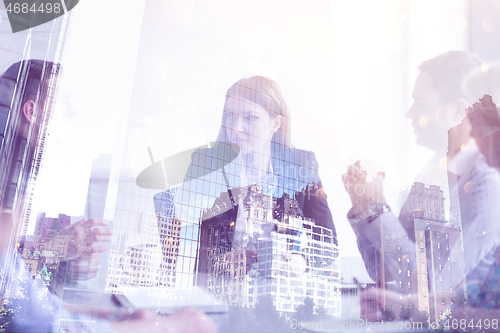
[105,191,180,292]
[154,190,181,287]
[351,173,465,322]
[197,186,341,316]
[399,183,446,222]
[34,213,71,240]
[85,154,113,219]
[399,182,466,323]
[84,153,113,290]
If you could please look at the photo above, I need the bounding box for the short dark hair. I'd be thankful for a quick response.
[2,59,61,113]
[418,51,482,104]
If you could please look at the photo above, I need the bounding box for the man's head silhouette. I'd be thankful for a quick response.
[406,51,482,151]
[0,60,60,209]
[1,60,60,135]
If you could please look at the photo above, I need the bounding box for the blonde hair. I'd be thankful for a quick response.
[217,76,293,148]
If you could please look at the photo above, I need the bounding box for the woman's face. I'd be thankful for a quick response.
[224,95,281,154]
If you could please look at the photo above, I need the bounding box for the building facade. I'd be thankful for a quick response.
[197,186,341,316]
[399,182,466,323]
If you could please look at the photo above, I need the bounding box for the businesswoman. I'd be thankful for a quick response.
[214,76,336,230]
[176,76,337,286]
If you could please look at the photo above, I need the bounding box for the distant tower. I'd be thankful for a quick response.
[84,154,113,219]
[399,182,466,323]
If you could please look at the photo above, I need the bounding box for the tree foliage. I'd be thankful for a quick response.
[399,300,429,329]
[0,277,53,332]
[294,296,315,321]
[380,305,396,321]
[316,305,328,318]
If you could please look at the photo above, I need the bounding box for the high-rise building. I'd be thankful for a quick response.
[85,154,113,219]
[34,213,71,240]
[353,174,466,322]
[197,186,341,315]
[398,182,466,323]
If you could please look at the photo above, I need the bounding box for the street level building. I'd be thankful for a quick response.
[197,186,341,316]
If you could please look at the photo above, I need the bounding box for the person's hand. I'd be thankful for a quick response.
[112,308,219,333]
[61,218,112,258]
[468,95,500,170]
[66,252,101,280]
[60,218,112,280]
[342,161,386,216]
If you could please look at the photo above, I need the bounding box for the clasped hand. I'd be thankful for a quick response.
[59,218,113,281]
[342,160,387,217]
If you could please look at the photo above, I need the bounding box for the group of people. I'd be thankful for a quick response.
[2,49,500,332]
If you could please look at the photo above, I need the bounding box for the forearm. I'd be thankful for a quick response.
[349,210,415,283]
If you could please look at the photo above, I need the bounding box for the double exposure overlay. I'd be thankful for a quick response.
[2,1,500,332]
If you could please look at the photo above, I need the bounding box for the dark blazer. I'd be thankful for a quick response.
[181,143,337,244]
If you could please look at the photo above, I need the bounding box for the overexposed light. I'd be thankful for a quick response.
[482,62,490,73]
[482,16,495,33]
[439,157,447,169]
[419,115,429,127]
